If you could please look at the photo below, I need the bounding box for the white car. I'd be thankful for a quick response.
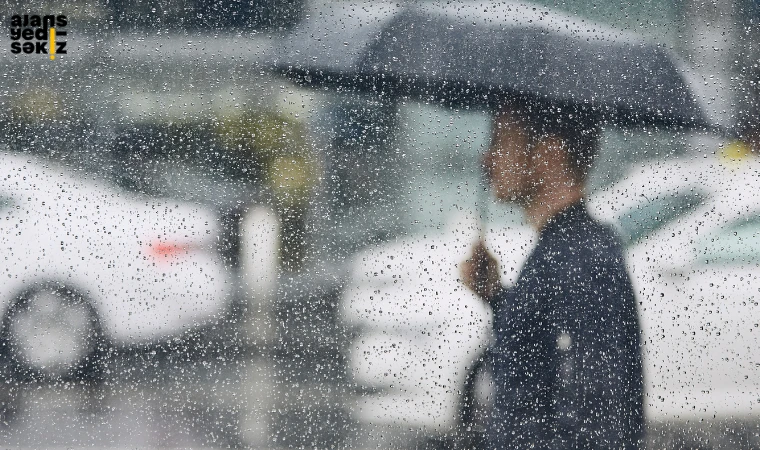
[341,211,532,435]
[592,153,760,421]
[341,151,760,436]
[0,152,236,381]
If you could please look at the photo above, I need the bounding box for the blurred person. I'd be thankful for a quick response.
[461,98,644,449]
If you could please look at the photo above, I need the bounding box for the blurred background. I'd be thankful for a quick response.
[1,0,760,448]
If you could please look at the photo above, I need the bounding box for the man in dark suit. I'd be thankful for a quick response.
[461,99,644,449]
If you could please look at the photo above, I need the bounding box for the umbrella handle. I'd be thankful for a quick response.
[477,174,489,242]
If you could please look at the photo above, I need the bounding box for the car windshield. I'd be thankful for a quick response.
[699,216,760,264]
[616,189,707,244]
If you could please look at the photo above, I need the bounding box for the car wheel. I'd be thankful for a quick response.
[1,282,103,382]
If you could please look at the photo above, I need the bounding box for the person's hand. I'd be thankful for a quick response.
[460,240,501,302]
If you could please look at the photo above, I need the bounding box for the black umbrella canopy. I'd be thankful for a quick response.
[272,1,713,130]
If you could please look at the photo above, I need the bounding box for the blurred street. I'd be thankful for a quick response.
[0,274,355,450]
[0,351,273,448]
[3,340,760,449]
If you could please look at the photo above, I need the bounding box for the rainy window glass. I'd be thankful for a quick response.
[0,195,11,210]
[316,97,527,259]
[108,0,304,31]
[395,102,521,234]
[3,0,760,448]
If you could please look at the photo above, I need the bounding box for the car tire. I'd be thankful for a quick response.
[1,282,104,383]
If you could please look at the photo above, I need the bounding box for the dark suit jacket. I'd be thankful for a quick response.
[486,202,644,449]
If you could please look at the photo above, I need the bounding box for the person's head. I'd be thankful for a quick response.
[482,97,599,206]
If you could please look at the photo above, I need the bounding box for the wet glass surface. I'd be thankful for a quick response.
[2,1,759,448]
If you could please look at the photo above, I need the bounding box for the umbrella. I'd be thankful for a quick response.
[271,1,713,130]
